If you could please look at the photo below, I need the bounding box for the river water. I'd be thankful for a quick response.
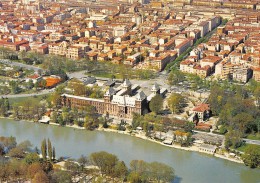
[0,119,259,183]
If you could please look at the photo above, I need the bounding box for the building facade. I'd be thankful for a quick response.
[61,80,149,119]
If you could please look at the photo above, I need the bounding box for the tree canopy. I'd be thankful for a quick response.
[149,94,163,114]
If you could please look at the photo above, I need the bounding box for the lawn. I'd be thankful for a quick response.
[246,134,260,140]
[236,143,260,152]
[8,94,50,105]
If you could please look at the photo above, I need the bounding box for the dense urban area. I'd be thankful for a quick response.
[0,0,260,182]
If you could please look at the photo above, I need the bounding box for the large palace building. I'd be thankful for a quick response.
[61,79,150,119]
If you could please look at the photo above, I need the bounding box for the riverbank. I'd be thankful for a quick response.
[1,117,243,164]
[97,127,243,164]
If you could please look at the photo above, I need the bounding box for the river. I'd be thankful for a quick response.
[0,119,259,183]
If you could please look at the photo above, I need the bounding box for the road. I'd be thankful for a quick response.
[0,59,44,72]
[1,88,55,98]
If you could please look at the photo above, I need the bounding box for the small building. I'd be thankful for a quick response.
[190,103,210,122]
[199,144,217,155]
[26,73,42,84]
[81,76,96,85]
[39,116,50,124]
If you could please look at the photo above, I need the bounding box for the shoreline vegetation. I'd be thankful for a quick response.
[0,134,175,183]
[1,116,243,164]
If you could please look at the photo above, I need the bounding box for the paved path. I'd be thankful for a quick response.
[0,59,44,72]
[67,70,171,92]
[1,88,55,98]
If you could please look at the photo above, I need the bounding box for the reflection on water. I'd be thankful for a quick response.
[0,119,259,183]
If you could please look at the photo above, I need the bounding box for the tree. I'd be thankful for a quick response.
[184,121,195,133]
[90,151,119,176]
[167,93,185,114]
[47,139,53,161]
[149,94,163,114]
[0,136,17,150]
[27,162,43,179]
[7,147,26,158]
[242,145,260,168]
[130,160,147,174]
[0,144,4,156]
[40,79,47,89]
[24,153,41,165]
[167,69,185,85]
[64,160,80,174]
[32,170,49,183]
[127,172,143,183]
[225,130,243,149]
[148,161,175,182]
[114,161,127,178]
[49,170,72,183]
[41,139,47,161]
[52,147,56,161]
[78,155,88,171]
[17,140,32,152]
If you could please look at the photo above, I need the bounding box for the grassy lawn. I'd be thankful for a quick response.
[246,134,260,140]
[8,94,50,104]
[236,143,260,152]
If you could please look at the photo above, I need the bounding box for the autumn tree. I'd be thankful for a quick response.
[149,94,163,114]
[7,147,26,158]
[32,170,49,183]
[27,162,43,180]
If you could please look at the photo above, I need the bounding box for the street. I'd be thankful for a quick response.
[0,59,44,72]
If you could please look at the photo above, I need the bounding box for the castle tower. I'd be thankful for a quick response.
[104,87,116,115]
[151,82,160,95]
[122,79,132,95]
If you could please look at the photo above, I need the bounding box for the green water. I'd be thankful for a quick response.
[0,118,259,183]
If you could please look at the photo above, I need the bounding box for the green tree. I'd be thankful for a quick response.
[50,170,72,183]
[242,144,260,168]
[90,151,119,176]
[40,79,47,89]
[24,153,41,165]
[0,144,4,156]
[41,139,47,161]
[127,172,143,183]
[114,161,127,178]
[52,147,56,161]
[225,130,243,149]
[47,139,53,161]
[167,93,185,114]
[148,161,175,182]
[149,94,163,114]
[167,69,185,85]
[130,160,147,174]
